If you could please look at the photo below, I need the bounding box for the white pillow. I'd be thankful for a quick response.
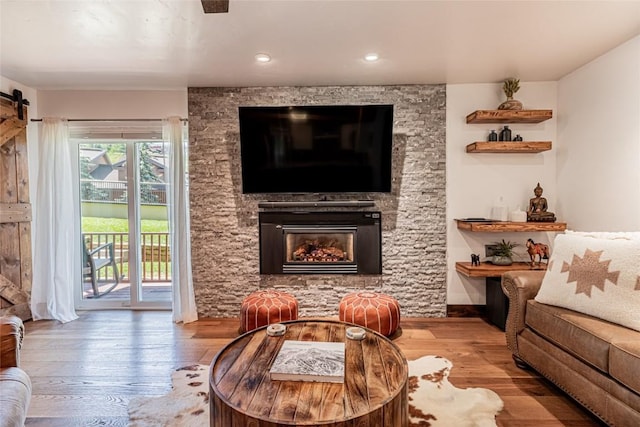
[535,233,640,331]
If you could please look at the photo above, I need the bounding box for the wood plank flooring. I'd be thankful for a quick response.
[19,311,605,426]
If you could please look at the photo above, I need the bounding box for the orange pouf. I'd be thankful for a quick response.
[339,291,401,336]
[240,290,299,333]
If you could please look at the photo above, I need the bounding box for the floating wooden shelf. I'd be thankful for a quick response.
[455,219,567,232]
[456,261,546,278]
[466,109,553,124]
[466,141,551,153]
[460,107,557,329]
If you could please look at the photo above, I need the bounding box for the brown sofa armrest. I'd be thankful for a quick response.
[501,270,545,357]
[1,315,25,368]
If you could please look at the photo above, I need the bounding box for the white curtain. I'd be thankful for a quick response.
[31,118,79,323]
[164,117,198,323]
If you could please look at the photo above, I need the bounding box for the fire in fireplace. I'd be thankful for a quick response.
[259,211,381,275]
[287,233,353,263]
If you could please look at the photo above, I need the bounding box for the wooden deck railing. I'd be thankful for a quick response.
[80,180,167,205]
[83,232,170,282]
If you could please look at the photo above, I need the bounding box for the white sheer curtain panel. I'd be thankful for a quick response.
[164,117,198,323]
[31,118,79,323]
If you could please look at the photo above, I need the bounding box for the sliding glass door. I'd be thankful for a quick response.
[77,139,171,309]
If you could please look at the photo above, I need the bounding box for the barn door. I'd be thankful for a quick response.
[0,93,32,320]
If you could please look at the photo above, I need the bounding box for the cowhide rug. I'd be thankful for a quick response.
[128,356,503,426]
[128,364,209,427]
[408,355,503,426]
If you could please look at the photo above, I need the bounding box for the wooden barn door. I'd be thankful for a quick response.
[0,95,32,320]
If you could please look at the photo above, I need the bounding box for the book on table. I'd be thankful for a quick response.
[269,340,345,383]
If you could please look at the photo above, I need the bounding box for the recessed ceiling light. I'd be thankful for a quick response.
[364,53,379,62]
[255,53,271,63]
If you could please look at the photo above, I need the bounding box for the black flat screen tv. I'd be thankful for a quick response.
[238,104,394,194]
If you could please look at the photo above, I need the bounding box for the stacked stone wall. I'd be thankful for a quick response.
[188,85,446,317]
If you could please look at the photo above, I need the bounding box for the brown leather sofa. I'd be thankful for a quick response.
[502,270,640,426]
[0,315,31,427]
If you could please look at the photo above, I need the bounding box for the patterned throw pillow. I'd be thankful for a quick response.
[535,233,640,332]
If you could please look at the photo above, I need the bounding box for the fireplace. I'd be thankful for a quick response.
[259,211,382,274]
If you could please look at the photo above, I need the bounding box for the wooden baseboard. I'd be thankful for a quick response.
[447,305,486,317]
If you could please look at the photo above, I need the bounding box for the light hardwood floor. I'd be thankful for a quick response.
[20,311,605,426]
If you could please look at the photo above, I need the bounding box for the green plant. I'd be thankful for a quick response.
[502,78,520,98]
[492,239,519,258]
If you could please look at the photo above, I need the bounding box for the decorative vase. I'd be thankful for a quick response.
[498,96,523,110]
[498,126,511,142]
[492,256,513,266]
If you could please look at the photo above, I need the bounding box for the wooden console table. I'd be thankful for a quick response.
[210,319,408,426]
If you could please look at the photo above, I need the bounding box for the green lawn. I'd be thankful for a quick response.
[82,217,168,233]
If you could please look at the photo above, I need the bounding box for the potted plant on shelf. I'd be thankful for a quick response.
[491,239,519,266]
[498,78,523,110]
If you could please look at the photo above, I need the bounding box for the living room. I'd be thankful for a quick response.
[1,1,639,426]
[6,43,639,316]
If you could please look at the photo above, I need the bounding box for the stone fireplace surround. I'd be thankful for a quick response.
[188,85,446,318]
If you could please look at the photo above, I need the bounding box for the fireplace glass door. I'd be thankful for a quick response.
[282,226,357,273]
[285,229,355,264]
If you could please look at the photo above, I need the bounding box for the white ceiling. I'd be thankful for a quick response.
[1,0,639,90]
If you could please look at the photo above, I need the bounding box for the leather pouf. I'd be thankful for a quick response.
[240,290,299,333]
[339,291,401,336]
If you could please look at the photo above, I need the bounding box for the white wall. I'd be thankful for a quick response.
[446,82,558,305]
[557,36,640,231]
[37,90,187,119]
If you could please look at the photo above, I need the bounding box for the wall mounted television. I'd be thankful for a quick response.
[238,104,394,194]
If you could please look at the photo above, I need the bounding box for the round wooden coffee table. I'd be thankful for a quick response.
[210,319,408,426]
